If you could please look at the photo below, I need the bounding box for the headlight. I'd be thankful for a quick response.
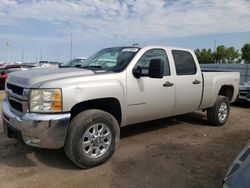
[29,89,62,113]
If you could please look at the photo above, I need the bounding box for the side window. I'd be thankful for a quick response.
[172,50,197,75]
[135,49,170,76]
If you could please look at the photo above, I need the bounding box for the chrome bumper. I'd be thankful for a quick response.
[2,98,70,149]
[238,94,250,102]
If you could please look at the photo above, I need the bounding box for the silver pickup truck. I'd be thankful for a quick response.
[2,45,239,168]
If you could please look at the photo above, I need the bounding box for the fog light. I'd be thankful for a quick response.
[25,137,41,145]
[30,137,40,144]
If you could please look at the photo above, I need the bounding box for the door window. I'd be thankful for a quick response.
[135,49,170,76]
[172,50,197,75]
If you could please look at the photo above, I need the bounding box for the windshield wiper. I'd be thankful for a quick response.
[59,65,70,68]
[82,65,103,70]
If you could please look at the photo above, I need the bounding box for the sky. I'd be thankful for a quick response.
[0,0,250,62]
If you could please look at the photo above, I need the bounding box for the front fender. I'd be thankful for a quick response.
[61,77,126,125]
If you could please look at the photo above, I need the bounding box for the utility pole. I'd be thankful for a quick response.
[214,39,217,52]
[214,39,217,64]
[40,48,42,61]
[70,32,72,60]
[22,49,24,63]
[53,49,55,61]
[56,50,59,62]
[6,40,10,62]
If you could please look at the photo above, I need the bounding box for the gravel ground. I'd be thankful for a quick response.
[0,90,249,188]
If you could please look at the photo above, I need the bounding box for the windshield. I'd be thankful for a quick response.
[61,58,86,67]
[81,47,140,72]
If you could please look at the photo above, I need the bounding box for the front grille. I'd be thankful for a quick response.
[9,99,23,112]
[7,83,23,96]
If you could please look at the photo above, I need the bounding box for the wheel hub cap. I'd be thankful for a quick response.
[218,102,228,122]
[81,123,112,159]
[92,135,101,145]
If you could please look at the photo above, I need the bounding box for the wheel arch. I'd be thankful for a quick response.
[218,85,234,102]
[69,97,122,126]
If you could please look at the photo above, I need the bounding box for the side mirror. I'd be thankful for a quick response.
[132,66,142,79]
[148,59,164,78]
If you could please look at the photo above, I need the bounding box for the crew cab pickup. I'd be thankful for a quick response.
[2,45,240,168]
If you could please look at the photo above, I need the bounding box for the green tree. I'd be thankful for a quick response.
[194,48,201,62]
[226,47,240,63]
[215,45,227,63]
[205,48,214,64]
[241,43,250,64]
[195,48,214,64]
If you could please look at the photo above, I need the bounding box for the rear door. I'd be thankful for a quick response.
[171,50,203,115]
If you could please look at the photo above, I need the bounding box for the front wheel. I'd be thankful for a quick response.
[207,96,230,126]
[64,109,120,168]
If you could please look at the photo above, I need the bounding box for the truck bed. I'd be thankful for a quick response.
[199,72,240,110]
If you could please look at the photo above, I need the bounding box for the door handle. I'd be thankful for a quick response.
[163,81,174,87]
[192,79,201,84]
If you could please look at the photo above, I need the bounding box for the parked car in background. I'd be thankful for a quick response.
[223,141,250,188]
[35,61,62,68]
[238,80,250,102]
[0,64,34,89]
[60,57,86,67]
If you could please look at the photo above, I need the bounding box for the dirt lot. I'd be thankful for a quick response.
[0,90,249,188]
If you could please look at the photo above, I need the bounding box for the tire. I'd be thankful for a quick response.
[207,95,230,126]
[64,109,120,168]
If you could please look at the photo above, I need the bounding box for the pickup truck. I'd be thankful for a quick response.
[2,45,240,168]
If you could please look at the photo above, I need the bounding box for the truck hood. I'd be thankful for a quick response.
[7,67,94,88]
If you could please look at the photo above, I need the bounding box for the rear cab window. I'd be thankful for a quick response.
[172,50,197,75]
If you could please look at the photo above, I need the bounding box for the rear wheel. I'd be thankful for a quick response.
[64,109,120,168]
[207,95,230,126]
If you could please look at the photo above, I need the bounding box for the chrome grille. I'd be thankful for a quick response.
[6,83,29,113]
[6,83,23,96]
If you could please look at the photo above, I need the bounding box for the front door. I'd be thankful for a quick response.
[126,48,175,125]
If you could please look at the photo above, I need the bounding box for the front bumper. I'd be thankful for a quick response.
[2,98,70,149]
[238,94,250,102]
[238,90,250,102]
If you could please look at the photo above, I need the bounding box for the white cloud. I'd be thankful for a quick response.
[0,0,250,42]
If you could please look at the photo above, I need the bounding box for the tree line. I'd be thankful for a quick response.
[195,43,250,64]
